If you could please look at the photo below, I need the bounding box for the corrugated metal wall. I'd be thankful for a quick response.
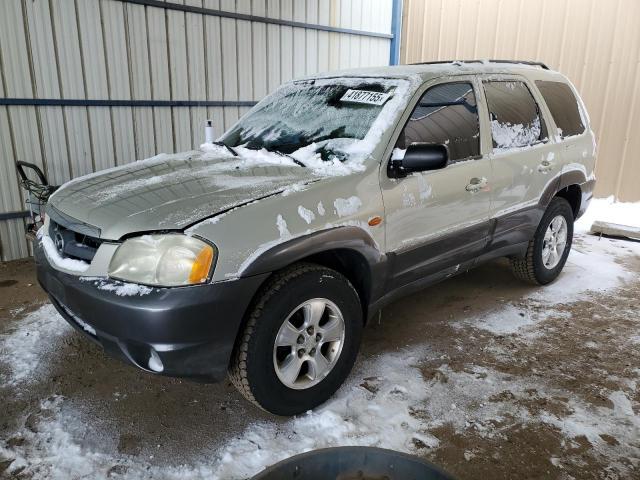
[0,0,395,261]
[401,0,640,203]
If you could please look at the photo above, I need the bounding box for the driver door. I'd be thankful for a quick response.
[380,78,493,290]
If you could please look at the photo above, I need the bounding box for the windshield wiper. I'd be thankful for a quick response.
[212,141,238,156]
[270,149,306,168]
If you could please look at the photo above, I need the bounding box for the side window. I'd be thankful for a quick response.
[535,80,585,138]
[483,81,547,150]
[396,82,480,162]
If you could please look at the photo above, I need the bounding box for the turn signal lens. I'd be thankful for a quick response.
[189,245,215,284]
[368,216,383,226]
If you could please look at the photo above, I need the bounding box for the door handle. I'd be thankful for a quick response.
[465,177,488,193]
[537,159,555,173]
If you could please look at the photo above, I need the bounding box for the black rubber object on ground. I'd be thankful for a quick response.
[250,446,456,480]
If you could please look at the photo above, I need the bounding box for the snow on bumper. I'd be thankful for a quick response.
[34,241,268,382]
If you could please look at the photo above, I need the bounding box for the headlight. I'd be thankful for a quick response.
[108,234,216,286]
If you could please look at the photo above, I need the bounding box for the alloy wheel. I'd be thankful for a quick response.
[542,214,568,269]
[273,298,346,390]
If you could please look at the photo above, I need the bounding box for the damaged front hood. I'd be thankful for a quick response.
[48,151,317,240]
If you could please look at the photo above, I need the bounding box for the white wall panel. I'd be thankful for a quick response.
[52,0,93,179]
[237,1,255,108]
[0,0,394,260]
[102,0,137,165]
[23,0,70,186]
[185,1,208,149]
[167,9,192,151]
[125,2,156,159]
[0,0,43,261]
[204,0,225,102]
[251,1,269,98]
[317,0,330,71]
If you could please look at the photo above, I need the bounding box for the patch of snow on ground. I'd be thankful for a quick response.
[524,197,640,303]
[539,390,640,456]
[2,348,436,479]
[527,230,637,303]
[9,306,26,318]
[1,396,219,480]
[428,366,640,468]
[5,344,640,479]
[454,198,640,336]
[0,304,70,387]
[463,303,569,336]
[213,348,433,478]
[575,196,640,233]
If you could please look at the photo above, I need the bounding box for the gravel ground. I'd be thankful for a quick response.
[1,207,639,479]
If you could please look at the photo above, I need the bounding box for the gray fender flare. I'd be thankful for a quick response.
[240,226,389,305]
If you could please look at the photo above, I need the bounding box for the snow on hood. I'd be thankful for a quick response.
[48,151,318,240]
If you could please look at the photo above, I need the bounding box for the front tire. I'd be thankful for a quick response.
[229,263,363,415]
[510,197,574,285]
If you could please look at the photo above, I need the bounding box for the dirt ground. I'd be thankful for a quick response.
[1,231,639,479]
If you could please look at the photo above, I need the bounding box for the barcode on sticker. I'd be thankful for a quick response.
[340,89,391,106]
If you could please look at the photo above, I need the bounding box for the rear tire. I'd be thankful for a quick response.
[510,197,574,285]
[229,262,363,416]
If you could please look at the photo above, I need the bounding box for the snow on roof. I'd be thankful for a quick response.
[300,60,565,84]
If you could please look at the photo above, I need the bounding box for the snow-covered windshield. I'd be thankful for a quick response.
[219,78,406,162]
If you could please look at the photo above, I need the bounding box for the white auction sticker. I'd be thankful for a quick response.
[340,89,391,106]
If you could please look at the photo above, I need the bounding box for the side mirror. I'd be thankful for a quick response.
[389,143,449,178]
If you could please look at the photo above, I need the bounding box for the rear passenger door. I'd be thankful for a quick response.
[481,77,560,248]
[380,78,492,289]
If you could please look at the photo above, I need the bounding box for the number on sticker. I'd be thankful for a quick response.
[340,89,391,106]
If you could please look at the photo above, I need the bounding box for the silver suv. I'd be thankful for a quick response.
[35,60,596,415]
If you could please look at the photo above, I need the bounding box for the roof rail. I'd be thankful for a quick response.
[410,59,550,70]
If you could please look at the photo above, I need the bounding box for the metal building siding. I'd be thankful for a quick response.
[0,0,394,261]
[1,0,37,260]
[401,0,640,202]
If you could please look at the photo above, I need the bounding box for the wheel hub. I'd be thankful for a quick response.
[542,214,568,269]
[273,298,345,390]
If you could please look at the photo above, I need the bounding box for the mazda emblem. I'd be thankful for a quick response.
[54,232,65,253]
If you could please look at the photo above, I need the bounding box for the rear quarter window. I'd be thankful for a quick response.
[535,80,586,138]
